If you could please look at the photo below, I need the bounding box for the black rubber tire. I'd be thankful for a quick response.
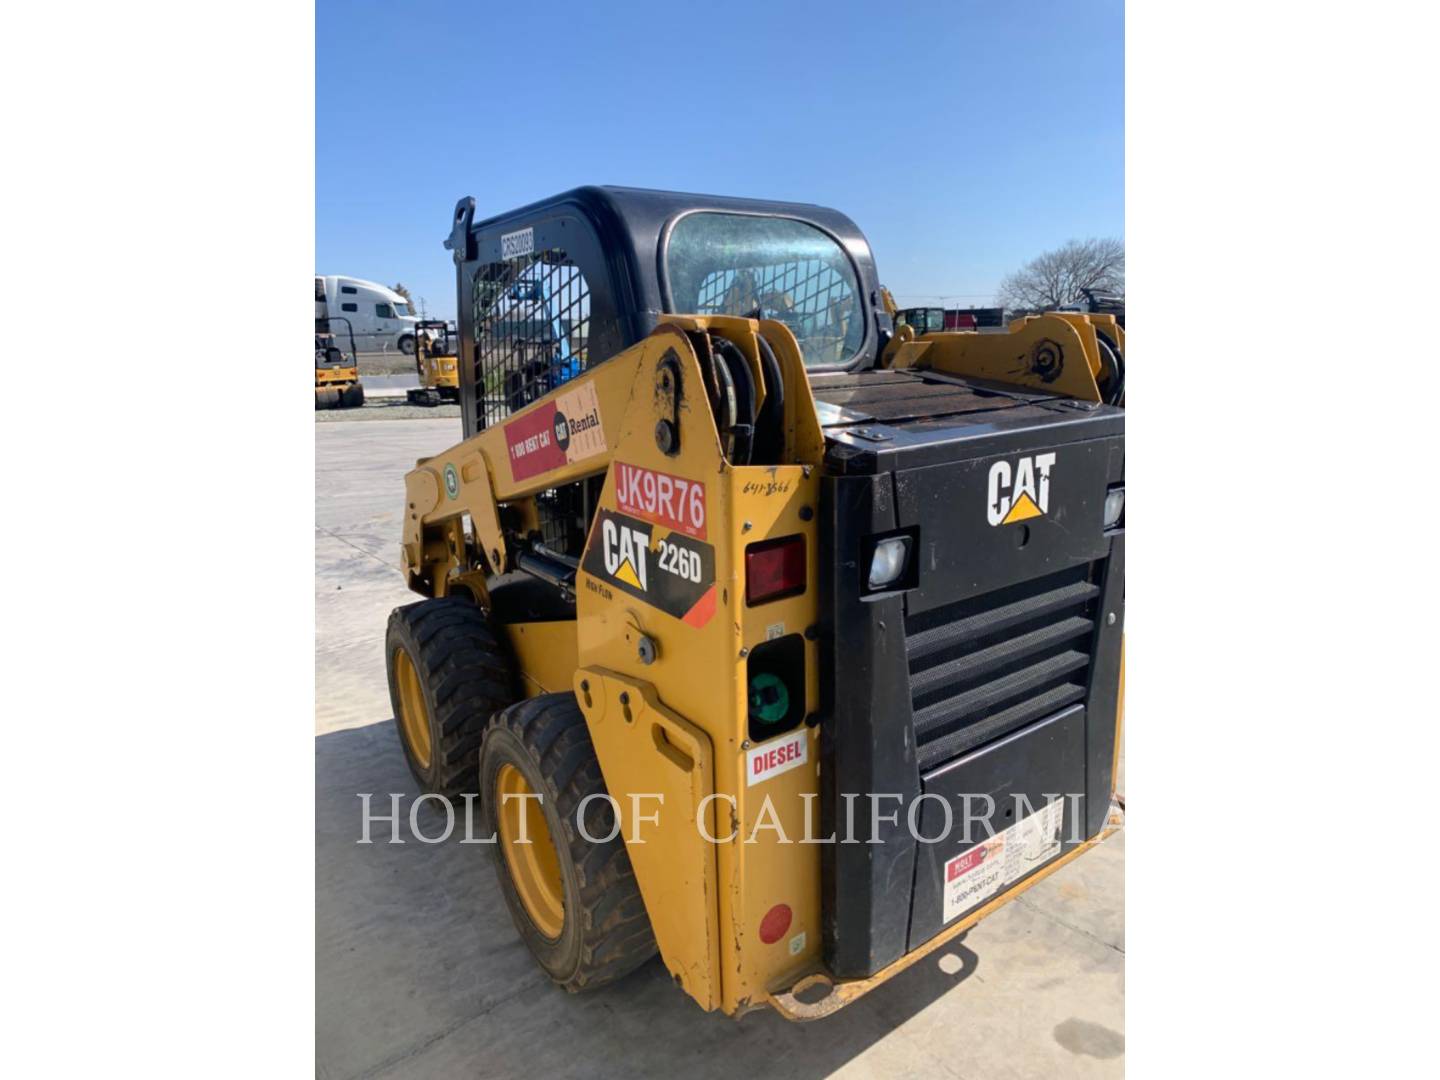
[315,388,341,410]
[340,382,365,408]
[481,694,658,992]
[398,335,416,356]
[385,597,516,795]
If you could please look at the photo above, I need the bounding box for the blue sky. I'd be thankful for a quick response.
[317,0,1123,320]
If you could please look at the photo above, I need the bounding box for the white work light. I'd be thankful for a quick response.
[1103,487,1125,529]
[868,536,911,590]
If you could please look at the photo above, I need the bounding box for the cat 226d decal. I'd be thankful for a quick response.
[580,508,717,628]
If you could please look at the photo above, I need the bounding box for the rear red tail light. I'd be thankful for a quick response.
[746,536,806,605]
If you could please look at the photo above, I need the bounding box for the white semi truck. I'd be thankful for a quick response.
[315,275,432,355]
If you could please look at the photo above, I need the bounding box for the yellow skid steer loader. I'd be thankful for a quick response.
[385,187,1125,1019]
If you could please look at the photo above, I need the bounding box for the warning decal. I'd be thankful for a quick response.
[580,509,717,626]
[942,798,1065,924]
[505,381,606,482]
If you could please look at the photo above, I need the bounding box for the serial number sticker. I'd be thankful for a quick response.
[746,730,807,786]
[500,227,534,259]
[941,798,1065,924]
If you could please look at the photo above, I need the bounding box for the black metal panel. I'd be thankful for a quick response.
[1083,532,1125,837]
[811,377,1035,426]
[815,385,1123,978]
[905,565,1102,772]
[893,437,1117,615]
[824,403,1124,478]
[818,471,920,979]
[906,705,1087,950]
[809,369,1049,424]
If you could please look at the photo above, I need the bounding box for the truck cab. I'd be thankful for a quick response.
[315,274,431,355]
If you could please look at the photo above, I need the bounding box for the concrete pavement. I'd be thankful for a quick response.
[315,417,1125,1080]
[359,374,422,398]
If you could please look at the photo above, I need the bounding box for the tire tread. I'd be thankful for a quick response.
[488,693,658,991]
[386,597,515,795]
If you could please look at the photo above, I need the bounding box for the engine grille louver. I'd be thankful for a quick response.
[905,566,1100,773]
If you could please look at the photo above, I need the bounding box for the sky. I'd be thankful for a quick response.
[316,0,1123,321]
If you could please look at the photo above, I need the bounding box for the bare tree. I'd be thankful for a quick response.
[391,282,415,308]
[996,238,1125,312]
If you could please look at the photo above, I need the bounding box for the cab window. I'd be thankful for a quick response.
[472,248,591,427]
[665,212,864,367]
[375,303,395,319]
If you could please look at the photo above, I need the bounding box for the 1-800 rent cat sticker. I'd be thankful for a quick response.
[942,798,1065,923]
[504,382,606,482]
[580,509,717,628]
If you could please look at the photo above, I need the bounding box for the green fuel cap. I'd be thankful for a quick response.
[748,672,789,726]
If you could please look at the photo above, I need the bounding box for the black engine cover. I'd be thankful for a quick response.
[814,369,1124,978]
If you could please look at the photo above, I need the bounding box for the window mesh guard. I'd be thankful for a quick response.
[472,249,591,430]
[693,259,855,366]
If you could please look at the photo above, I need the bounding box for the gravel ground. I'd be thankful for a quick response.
[315,398,462,422]
[356,350,421,376]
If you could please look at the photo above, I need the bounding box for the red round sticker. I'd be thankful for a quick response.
[758,904,793,945]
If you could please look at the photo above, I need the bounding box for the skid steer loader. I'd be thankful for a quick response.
[384,187,1125,1019]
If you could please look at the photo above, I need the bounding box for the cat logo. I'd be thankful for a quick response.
[601,517,649,590]
[583,509,718,625]
[987,452,1057,526]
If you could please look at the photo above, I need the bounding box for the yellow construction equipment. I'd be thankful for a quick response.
[893,305,945,334]
[384,187,1125,1019]
[315,313,364,410]
[878,285,898,318]
[405,319,461,406]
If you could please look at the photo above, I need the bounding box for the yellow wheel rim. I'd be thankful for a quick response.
[496,763,566,939]
[392,647,432,770]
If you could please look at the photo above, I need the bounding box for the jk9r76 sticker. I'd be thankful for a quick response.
[614,461,707,539]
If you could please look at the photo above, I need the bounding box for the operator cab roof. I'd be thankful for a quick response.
[446,185,892,373]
